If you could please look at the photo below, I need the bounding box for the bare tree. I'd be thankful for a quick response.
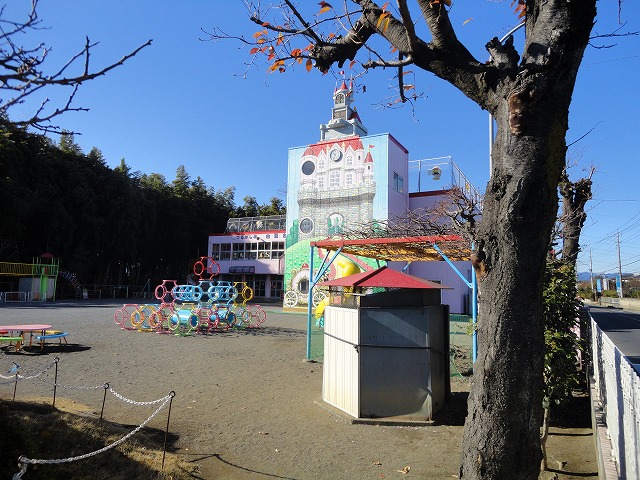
[209,2,606,478]
[0,1,151,133]
[558,167,595,264]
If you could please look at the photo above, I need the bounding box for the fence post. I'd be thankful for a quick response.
[161,391,176,471]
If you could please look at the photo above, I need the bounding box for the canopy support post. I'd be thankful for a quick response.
[306,245,343,360]
[431,243,477,364]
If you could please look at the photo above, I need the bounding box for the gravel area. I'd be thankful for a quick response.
[0,301,596,479]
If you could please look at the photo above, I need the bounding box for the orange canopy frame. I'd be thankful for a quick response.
[310,235,471,263]
[305,234,476,361]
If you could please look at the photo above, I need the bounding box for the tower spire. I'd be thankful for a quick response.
[319,82,368,140]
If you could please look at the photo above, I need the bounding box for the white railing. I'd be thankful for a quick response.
[408,156,483,207]
[591,318,640,479]
[3,291,28,302]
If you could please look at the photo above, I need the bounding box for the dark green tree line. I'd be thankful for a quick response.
[0,121,280,294]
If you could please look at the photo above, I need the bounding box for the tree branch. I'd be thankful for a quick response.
[0,1,152,133]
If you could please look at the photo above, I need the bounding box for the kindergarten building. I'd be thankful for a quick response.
[208,82,478,313]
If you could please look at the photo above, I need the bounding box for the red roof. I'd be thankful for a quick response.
[318,266,450,289]
[303,137,364,157]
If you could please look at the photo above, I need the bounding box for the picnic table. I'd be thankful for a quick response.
[0,324,53,351]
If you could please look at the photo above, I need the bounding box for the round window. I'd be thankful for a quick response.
[299,218,314,234]
[301,160,316,175]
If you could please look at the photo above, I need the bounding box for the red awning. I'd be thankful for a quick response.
[318,266,451,289]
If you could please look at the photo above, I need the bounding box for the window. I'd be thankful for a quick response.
[253,277,266,297]
[299,218,314,234]
[346,155,353,166]
[247,242,258,260]
[272,241,285,259]
[301,160,315,175]
[329,170,340,188]
[332,109,346,120]
[210,244,220,260]
[232,243,245,260]
[335,93,345,105]
[219,243,231,261]
[317,176,325,190]
[393,172,404,193]
[318,158,325,170]
[270,280,283,299]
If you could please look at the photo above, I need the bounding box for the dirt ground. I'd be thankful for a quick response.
[0,301,598,479]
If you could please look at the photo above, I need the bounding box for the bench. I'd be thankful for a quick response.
[0,336,25,350]
[34,331,69,350]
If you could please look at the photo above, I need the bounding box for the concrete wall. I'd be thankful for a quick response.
[621,298,640,312]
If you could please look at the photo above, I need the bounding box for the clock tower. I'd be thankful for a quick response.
[320,81,368,140]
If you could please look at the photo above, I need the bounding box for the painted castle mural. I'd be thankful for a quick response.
[284,81,411,305]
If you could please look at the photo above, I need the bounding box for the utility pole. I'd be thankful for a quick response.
[617,232,624,298]
[589,248,594,299]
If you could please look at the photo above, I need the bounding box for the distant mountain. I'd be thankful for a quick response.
[577,272,591,282]
[577,272,639,282]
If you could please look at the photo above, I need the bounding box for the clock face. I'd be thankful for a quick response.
[330,149,342,162]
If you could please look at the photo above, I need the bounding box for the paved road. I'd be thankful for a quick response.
[589,306,640,365]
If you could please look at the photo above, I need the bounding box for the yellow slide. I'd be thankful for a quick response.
[315,256,360,318]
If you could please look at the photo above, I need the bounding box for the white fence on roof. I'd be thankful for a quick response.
[591,318,640,480]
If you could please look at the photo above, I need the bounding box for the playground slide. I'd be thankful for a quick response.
[315,256,360,318]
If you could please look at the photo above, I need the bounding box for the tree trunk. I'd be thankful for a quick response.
[560,174,593,264]
[457,2,597,475]
[460,51,593,480]
[541,406,551,471]
[460,123,556,478]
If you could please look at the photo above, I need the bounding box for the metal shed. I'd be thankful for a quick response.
[319,266,451,421]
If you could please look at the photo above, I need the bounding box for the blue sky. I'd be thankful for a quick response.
[4,1,639,275]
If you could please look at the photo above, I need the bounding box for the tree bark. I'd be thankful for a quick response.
[459,3,596,477]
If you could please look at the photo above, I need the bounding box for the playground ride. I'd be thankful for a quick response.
[0,257,60,302]
[114,257,267,336]
[313,256,360,328]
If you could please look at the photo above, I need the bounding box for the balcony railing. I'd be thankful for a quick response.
[408,156,482,206]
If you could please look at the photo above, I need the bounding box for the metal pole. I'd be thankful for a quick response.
[617,232,624,298]
[100,383,109,420]
[472,264,478,364]
[306,245,315,360]
[589,248,595,299]
[13,371,18,402]
[162,391,176,471]
[52,357,59,407]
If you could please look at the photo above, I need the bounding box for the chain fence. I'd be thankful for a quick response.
[0,352,175,479]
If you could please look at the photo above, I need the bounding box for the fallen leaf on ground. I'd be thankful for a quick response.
[397,465,410,474]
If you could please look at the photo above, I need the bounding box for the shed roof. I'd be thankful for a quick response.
[318,266,451,289]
